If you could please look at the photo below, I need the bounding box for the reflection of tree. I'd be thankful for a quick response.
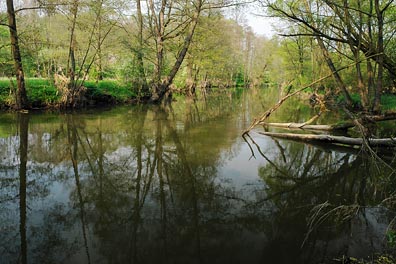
[1,91,245,263]
[247,135,395,261]
[6,89,393,263]
[53,100,248,263]
[18,113,29,264]
[66,115,92,264]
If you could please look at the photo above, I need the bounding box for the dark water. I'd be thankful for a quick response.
[0,88,395,264]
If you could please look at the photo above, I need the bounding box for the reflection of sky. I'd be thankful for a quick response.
[218,133,275,193]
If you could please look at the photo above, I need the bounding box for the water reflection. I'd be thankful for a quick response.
[19,113,29,264]
[0,88,395,263]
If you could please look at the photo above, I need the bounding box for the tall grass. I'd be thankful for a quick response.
[0,78,135,108]
[382,94,396,111]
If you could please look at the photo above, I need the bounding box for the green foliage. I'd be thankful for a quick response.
[387,230,396,248]
[336,93,362,108]
[0,27,13,77]
[233,72,246,87]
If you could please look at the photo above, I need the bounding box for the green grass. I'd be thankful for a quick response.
[0,78,136,108]
[26,79,58,106]
[84,80,135,101]
[381,94,396,110]
[337,93,396,110]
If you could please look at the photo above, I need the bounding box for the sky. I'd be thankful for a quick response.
[247,14,275,37]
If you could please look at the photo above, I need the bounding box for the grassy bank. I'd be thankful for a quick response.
[0,78,135,109]
[1,78,396,111]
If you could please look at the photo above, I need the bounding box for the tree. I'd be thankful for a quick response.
[262,0,396,112]
[145,0,204,104]
[6,0,28,110]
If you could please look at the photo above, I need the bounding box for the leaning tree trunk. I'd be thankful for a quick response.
[316,36,353,108]
[150,0,203,104]
[302,0,353,107]
[6,0,28,110]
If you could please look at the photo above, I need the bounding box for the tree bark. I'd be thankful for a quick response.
[6,0,28,110]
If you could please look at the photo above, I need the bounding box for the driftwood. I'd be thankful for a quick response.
[262,122,355,131]
[262,111,396,131]
[366,112,396,122]
[259,132,396,147]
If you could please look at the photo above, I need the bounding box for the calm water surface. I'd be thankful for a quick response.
[1,88,395,263]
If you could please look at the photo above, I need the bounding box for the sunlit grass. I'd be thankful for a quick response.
[0,78,135,107]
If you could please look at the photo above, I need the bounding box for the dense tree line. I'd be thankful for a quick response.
[1,0,278,109]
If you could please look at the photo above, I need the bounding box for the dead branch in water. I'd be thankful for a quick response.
[263,110,396,131]
[262,122,355,131]
[259,131,396,147]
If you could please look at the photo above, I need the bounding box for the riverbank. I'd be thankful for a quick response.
[0,78,135,110]
[1,78,396,111]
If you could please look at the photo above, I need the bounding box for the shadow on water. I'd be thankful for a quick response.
[0,87,395,263]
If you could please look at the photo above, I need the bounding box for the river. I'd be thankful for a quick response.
[0,87,395,263]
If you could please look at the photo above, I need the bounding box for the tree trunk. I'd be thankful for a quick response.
[6,0,28,110]
[302,0,353,107]
[316,37,353,107]
[150,0,203,104]
[67,1,78,81]
[373,0,384,112]
[185,55,196,97]
[96,13,103,82]
[136,0,149,97]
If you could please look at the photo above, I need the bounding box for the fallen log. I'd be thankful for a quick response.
[259,132,396,147]
[263,122,355,131]
[366,111,396,122]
